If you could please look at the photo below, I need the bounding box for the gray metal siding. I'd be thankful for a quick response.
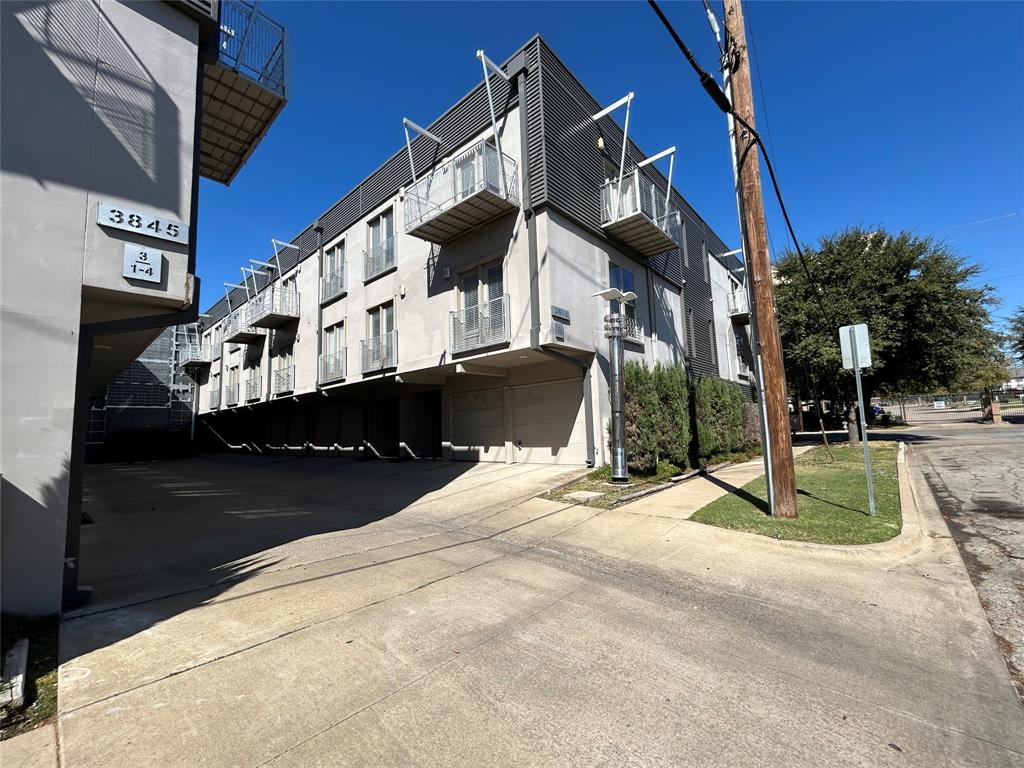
[533,38,729,380]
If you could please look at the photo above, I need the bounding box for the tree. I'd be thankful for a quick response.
[652,363,690,468]
[774,228,1002,402]
[1009,306,1024,366]
[622,361,659,475]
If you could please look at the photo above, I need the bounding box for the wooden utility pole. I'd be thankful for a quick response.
[722,0,799,518]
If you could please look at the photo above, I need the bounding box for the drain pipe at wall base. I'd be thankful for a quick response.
[515,64,596,467]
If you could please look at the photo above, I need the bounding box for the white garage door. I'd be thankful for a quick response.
[450,388,506,462]
[512,379,587,465]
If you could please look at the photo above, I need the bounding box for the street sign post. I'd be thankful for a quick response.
[839,323,876,516]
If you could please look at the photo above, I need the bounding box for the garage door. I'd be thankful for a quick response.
[450,388,506,462]
[512,379,587,465]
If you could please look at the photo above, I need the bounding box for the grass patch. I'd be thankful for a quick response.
[1,614,59,740]
[690,443,901,545]
[547,461,685,508]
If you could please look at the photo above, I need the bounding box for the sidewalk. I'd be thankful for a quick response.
[620,446,814,521]
[0,722,57,768]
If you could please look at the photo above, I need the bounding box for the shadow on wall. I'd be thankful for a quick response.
[62,454,483,660]
[1,0,181,210]
[0,462,71,615]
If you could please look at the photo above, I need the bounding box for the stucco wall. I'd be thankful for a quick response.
[0,0,199,613]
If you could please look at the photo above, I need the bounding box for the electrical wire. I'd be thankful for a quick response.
[647,0,828,319]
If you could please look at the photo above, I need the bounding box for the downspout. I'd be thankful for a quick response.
[516,58,596,466]
[314,222,324,391]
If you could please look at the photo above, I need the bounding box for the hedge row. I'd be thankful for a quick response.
[619,362,760,476]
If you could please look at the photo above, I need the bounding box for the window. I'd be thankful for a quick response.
[281,273,296,294]
[367,302,394,340]
[702,240,709,283]
[609,262,640,340]
[458,261,505,348]
[227,366,239,388]
[324,322,345,356]
[369,208,394,259]
[686,309,695,357]
[709,320,717,366]
[365,208,396,280]
[276,344,293,370]
[322,240,346,301]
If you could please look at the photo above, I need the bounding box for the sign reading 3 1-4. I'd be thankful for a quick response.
[122,244,163,284]
[97,202,188,244]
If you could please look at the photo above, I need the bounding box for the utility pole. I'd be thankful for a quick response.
[722,0,799,518]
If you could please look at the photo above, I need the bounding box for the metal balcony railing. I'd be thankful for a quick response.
[450,294,510,354]
[319,349,347,384]
[361,330,397,373]
[179,343,213,367]
[217,0,286,98]
[273,365,295,394]
[600,168,684,256]
[226,383,240,406]
[222,310,266,343]
[727,291,750,320]
[623,314,643,343]
[248,286,299,327]
[363,237,396,281]
[403,141,520,242]
[245,377,262,402]
[209,388,221,409]
[321,265,346,303]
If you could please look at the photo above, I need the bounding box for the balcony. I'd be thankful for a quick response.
[226,383,240,407]
[273,365,295,395]
[727,291,750,324]
[249,287,299,328]
[450,295,510,354]
[209,388,221,409]
[222,310,266,344]
[319,349,347,384]
[403,141,520,244]
[321,265,346,303]
[363,238,396,282]
[361,331,397,373]
[600,168,684,257]
[200,1,288,185]
[623,314,644,343]
[179,343,213,368]
[245,377,262,402]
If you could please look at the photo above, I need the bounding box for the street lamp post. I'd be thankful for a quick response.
[594,288,637,484]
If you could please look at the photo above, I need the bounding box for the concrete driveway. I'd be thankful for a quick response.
[57,452,1024,767]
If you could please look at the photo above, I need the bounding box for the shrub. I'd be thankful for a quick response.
[693,377,746,458]
[652,363,690,468]
[622,360,659,475]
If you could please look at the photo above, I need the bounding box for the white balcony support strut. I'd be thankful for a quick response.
[402,117,440,184]
[637,145,677,211]
[241,266,258,297]
[592,92,634,222]
[271,239,298,277]
[476,49,508,197]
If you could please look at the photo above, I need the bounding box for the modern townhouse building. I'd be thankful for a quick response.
[194,36,738,470]
[708,251,755,387]
[1,0,287,612]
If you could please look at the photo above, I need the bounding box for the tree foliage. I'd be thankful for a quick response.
[622,360,659,475]
[1009,306,1024,367]
[693,377,746,458]
[652,363,690,468]
[774,228,1002,400]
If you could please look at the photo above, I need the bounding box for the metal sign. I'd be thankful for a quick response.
[98,202,188,244]
[122,243,162,284]
[840,323,876,516]
[839,323,871,369]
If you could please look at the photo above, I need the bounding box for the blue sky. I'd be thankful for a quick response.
[197,1,1024,329]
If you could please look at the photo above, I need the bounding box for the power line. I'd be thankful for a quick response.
[647,0,827,319]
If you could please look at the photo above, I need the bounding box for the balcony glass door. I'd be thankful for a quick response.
[368,303,394,366]
[484,264,504,339]
[460,272,480,345]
